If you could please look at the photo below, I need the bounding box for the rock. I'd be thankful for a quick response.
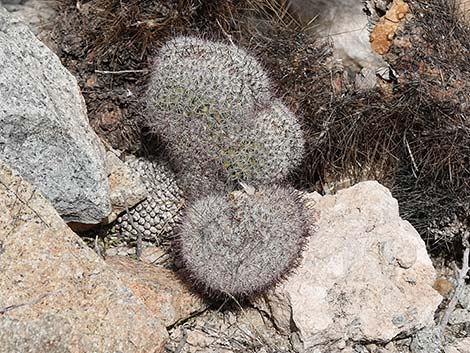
[444,338,470,353]
[105,243,137,257]
[261,181,441,352]
[445,347,460,353]
[106,256,207,327]
[288,0,386,71]
[0,314,71,353]
[0,0,56,35]
[381,342,398,353]
[104,149,148,224]
[369,0,409,55]
[255,289,293,336]
[410,326,441,353]
[0,0,23,5]
[0,7,111,224]
[0,161,167,352]
[140,245,171,265]
[458,285,470,310]
[449,309,470,325]
[355,67,379,91]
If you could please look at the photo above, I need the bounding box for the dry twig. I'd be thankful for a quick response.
[95,69,148,74]
[438,235,470,335]
[0,293,51,315]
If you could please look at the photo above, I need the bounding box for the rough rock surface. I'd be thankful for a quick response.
[105,150,148,224]
[370,0,409,55]
[444,338,470,353]
[0,0,56,35]
[458,284,470,310]
[0,315,71,353]
[288,0,385,71]
[106,256,207,327]
[0,161,167,352]
[0,7,111,224]
[259,181,442,352]
[410,326,441,353]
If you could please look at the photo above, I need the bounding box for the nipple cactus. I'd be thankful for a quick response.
[146,36,305,196]
[173,185,312,299]
[173,98,305,195]
[147,36,273,118]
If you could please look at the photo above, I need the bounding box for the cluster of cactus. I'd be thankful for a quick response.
[114,157,184,244]
[145,36,312,299]
[145,36,305,196]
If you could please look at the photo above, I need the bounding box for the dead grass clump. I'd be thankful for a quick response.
[281,0,470,251]
[58,0,197,62]
[387,0,470,249]
[55,0,298,65]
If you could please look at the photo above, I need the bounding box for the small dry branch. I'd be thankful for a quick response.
[95,69,148,75]
[0,293,50,315]
[438,235,470,335]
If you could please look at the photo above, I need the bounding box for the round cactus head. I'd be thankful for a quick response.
[231,99,305,183]
[175,99,305,196]
[146,36,273,122]
[173,185,312,299]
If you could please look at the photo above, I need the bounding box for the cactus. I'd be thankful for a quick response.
[173,185,312,299]
[114,157,184,244]
[147,36,273,119]
[174,99,305,196]
[146,36,305,195]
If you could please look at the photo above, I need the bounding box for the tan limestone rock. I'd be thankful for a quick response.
[104,148,148,224]
[262,181,441,352]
